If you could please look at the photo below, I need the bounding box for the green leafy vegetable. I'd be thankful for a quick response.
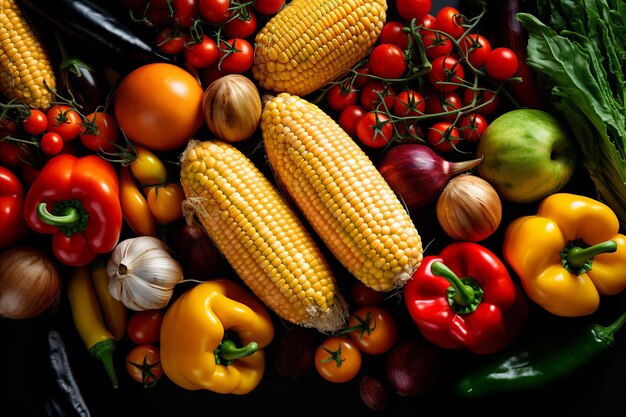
[517,0,626,229]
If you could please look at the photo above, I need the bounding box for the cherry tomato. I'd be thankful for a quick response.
[393,89,425,117]
[145,183,185,224]
[425,90,462,122]
[434,6,465,39]
[224,9,257,38]
[145,5,170,29]
[252,0,284,15]
[156,27,186,55]
[396,0,432,22]
[345,306,398,355]
[114,63,204,151]
[368,44,406,79]
[379,21,409,50]
[339,105,366,137]
[45,104,83,142]
[428,55,465,92]
[127,309,165,345]
[40,132,64,155]
[79,111,120,152]
[356,111,393,149]
[458,112,488,142]
[184,35,219,69]
[126,344,164,387]
[22,109,48,135]
[462,87,499,116]
[427,121,461,152]
[326,83,358,112]
[485,47,520,80]
[419,13,436,29]
[199,0,231,23]
[360,82,394,111]
[461,34,492,69]
[218,38,254,74]
[421,29,453,60]
[350,280,384,307]
[314,336,362,383]
[172,0,200,28]
[130,144,169,186]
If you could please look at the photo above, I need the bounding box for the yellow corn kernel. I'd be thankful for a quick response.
[252,0,387,96]
[0,0,56,110]
[262,93,423,292]
[179,139,347,332]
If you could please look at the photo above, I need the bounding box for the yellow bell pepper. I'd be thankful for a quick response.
[160,279,274,394]
[503,193,626,317]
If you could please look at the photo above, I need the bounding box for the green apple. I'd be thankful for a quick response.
[476,109,577,203]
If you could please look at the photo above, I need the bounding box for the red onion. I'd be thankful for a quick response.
[377,144,483,211]
[385,334,440,396]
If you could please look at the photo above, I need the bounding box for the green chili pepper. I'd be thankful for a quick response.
[453,310,626,398]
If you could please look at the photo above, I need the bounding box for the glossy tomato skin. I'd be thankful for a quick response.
[252,0,284,15]
[428,55,465,92]
[114,63,204,151]
[486,47,520,80]
[40,132,64,155]
[183,35,219,69]
[356,112,393,149]
[435,6,465,39]
[218,38,254,74]
[79,112,120,152]
[396,0,432,21]
[145,183,185,224]
[127,309,164,345]
[199,0,231,23]
[379,21,409,50]
[347,306,398,355]
[156,27,186,55]
[369,44,406,79]
[339,105,366,137]
[326,84,358,112]
[224,10,257,38]
[394,89,426,117]
[46,104,82,142]
[461,34,492,69]
[427,121,461,152]
[22,109,48,135]
[458,112,488,142]
[126,344,164,387]
[315,336,362,383]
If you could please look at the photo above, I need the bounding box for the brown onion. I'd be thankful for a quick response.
[436,174,502,242]
[0,246,61,319]
[377,144,483,212]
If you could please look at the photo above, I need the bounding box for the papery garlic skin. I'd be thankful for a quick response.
[107,236,184,311]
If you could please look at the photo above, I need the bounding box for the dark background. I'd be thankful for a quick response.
[3,0,626,416]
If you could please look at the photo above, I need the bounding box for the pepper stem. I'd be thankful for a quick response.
[37,202,81,227]
[593,310,626,347]
[567,240,617,270]
[89,339,118,389]
[431,261,475,306]
[216,339,259,365]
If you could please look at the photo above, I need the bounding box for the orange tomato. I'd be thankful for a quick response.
[145,183,185,224]
[314,336,362,383]
[346,306,398,355]
[114,63,204,151]
[126,344,163,388]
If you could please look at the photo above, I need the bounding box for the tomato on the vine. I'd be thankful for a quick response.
[485,47,520,80]
[339,105,366,137]
[314,336,362,383]
[368,44,406,79]
[421,30,453,60]
[356,111,393,149]
[199,0,231,23]
[360,82,395,111]
[126,344,164,387]
[224,10,258,39]
[79,111,120,152]
[379,21,409,51]
[183,35,219,69]
[428,55,465,92]
[172,0,200,28]
[127,309,164,345]
[396,0,431,22]
[145,183,185,224]
[252,0,284,15]
[458,112,488,142]
[427,121,461,152]
[434,6,466,39]
[22,109,47,135]
[40,132,64,155]
[462,87,499,116]
[218,38,254,74]
[393,89,426,118]
[344,306,398,355]
[326,83,358,112]
[425,90,462,122]
[45,104,82,142]
[156,27,186,55]
[461,34,492,69]
[353,65,372,89]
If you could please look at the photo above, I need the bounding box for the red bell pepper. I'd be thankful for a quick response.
[404,242,528,354]
[0,166,30,250]
[23,154,123,266]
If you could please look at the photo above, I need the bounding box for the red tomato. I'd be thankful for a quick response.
[356,111,393,149]
[360,82,395,111]
[199,0,231,23]
[396,0,432,21]
[79,111,120,152]
[40,132,64,155]
[224,9,257,38]
[393,89,425,117]
[345,306,398,355]
[184,35,219,68]
[427,121,461,152]
[45,104,83,142]
[428,55,465,92]
[326,83,358,112]
[218,38,254,74]
[379,21,409,51]
[145,5,170,29]
[461,34,492,69]
[419,13,436,29]
[0,142,23,168]
[339,105,366,137]
[425,90,462,122]
[314,336,362,383]
[350,280,384,308]
[368,44,406,79]
[156,27,186,55]
[462,87,499,116]
[127,309,165,345]
[485,47,520,80]
[252,0,284,15]
[353,65,372,89]
[114,63,204,151]
[421,29,453,60]
[126,344,164,387]
[173,0,200,27]
[22,109,48,135]
[458,112,488,142]
[434,6,466,39]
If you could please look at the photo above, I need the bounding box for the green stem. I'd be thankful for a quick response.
[37,202,81,227]
[431,261,475,306]
[567,240,617,270]
[593,310,626,347]
[215,339,259,365]
[89,339,118,389]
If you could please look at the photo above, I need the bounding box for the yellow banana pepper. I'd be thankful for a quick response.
[503,193,626,317]
[160,279,274,394]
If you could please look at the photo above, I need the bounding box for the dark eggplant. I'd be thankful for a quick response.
[17,0,170,71]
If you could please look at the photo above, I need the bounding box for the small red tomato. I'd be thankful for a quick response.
[458,112,488,142]
[368,44,406,79]
[40,132,64,155]
[461,34,492,69]
[360,82,395,111]
[434,6,465,39]
[127,309,165,345]
[199,0,231,23]
[224,9,257,38]
[156,27,186,55]
[393,89,425,118]
[428,55,465,92]
[218,38,254,74]
[184,35,219,69]
[22,109,48,135]
[485,47,520,80]
[462,87,499,116]
[424,90,462,122]
[379,21,409,50]
[79,111,120,152]
[396,0,432,22]
[326,83,358,112]
[45,104,83,142]
[356,111,393,149]
[339,105,366,137]
[252,0,284,15]
[421,30,453,60]
[427,121,461,152]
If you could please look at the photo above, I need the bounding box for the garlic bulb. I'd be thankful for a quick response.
[107,236,184,311]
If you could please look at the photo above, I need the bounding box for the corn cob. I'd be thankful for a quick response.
[262,93,423,292]
[252,0,387,96]
[0,0,56,110]
[179,139,347,332]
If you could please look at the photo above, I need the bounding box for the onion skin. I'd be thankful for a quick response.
[377,144,483,211]
[385,335,440,396]
[436,174,503,242]
[0,246,61,319]
[360,374,391,411]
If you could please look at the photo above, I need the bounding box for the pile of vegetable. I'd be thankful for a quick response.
[1,0,626,416]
